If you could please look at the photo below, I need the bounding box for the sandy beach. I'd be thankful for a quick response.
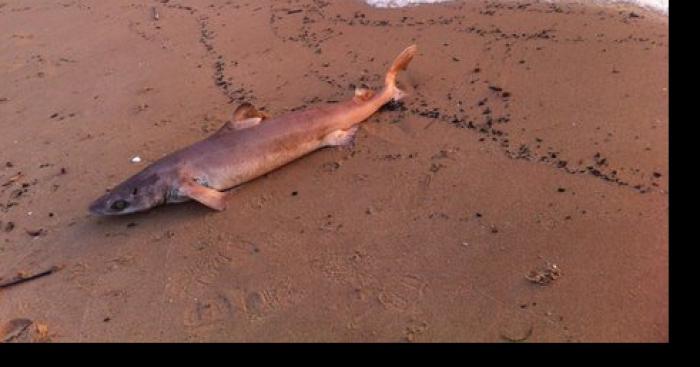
[0,0,667,342]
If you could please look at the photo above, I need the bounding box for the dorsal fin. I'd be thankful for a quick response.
[215,103,270,134]
[216,117,263,134]
[353,88,375,102]
[233,102,269,121]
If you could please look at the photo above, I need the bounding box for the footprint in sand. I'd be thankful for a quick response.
[241,280,305,321]
[244,291,265,319]
[183,292,236,328]
[377,274,428,312]
[182,246,231,286]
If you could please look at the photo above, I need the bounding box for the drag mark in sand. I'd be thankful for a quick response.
[269,0,338,55]
[406,84,662,195]
[197,17,253,104]
[159,1,252,105]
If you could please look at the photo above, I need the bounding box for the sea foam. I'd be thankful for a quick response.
[363,0,668,14]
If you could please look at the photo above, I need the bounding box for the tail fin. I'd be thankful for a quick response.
[384,44,417,101]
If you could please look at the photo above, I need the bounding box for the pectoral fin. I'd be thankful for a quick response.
[322,126,359,147]
[180,181,227,211]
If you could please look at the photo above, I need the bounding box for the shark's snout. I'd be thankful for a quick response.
[88,173,168,216]
[88,195,109,216]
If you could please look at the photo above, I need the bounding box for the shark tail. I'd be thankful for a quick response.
[384,44,417,101]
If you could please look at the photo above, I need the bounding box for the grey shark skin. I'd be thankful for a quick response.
[89,45,417,215]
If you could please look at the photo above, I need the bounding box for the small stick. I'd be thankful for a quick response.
[152,7,160,21]
[0,265,61,289]
[1,319,33,343]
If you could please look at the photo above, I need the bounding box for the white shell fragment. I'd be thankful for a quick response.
[130,156,142,164]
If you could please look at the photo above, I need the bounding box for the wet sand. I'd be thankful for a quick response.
[0,0,667,342]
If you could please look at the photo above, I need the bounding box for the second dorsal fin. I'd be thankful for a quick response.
[353,88,375,102]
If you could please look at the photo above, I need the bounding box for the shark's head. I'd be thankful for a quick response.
[89,171,170,216]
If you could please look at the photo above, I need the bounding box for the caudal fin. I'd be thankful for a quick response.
[384,44,417,101]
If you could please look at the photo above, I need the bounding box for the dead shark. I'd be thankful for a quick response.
[89,44,417,215]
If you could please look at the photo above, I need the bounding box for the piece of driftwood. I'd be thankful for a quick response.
[0,265,61,289]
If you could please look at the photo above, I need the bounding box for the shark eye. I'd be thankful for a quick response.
[111,200,129,211]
